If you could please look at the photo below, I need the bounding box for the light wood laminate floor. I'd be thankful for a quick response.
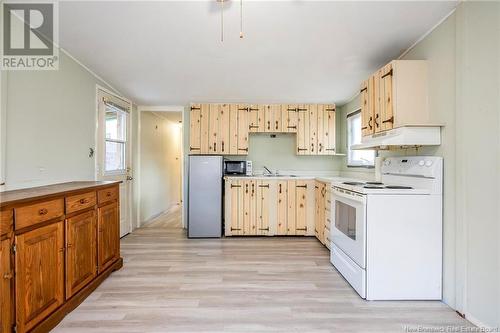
[54,207,472,332]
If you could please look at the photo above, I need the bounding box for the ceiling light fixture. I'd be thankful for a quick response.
[216,0,244,42]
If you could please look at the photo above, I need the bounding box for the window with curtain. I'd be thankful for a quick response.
[104,103,128,173]
[347,110,375,167]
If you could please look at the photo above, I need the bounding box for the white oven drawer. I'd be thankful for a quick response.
[331,243,366,298]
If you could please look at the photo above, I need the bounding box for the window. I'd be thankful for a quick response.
[104,104,128,173]
[347,110,375,167]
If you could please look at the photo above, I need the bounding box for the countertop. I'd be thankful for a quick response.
[0,181,121,208]
[224,175,354,183]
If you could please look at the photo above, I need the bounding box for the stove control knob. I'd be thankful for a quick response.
[384,160,391,166]
[418,160,425,167]
[425,160,433,167]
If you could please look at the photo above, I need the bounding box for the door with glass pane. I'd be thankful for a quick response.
[97,88,132,237]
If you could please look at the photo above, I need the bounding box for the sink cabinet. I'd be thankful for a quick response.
[225,178,315,237]
[0,182,123,333]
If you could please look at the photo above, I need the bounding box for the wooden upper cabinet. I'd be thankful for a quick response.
[296,104,310,155]
[362,60,429,136]
[1,238,13,333]
[218,104,230,154]
[200,104,210,154]
[208,104,220,154]
[15,221,64,333]
[228,104,239,155]
[263,104,284,133]
[65,210,97,299]
[247,104,263,133]
[283,104,298,133]
[97,202,119,274]
[308,104,318,154]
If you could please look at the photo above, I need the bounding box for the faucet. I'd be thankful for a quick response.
[263,166,273,176]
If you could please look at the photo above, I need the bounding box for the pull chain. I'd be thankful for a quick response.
[240,0,243,39]
[221,0,224,42]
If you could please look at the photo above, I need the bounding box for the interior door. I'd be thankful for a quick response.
[97,88,132,238]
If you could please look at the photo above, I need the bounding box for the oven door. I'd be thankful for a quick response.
[331,187,367,269]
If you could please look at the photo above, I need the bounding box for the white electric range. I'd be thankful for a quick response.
[330,156,443,300]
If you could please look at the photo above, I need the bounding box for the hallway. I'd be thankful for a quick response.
[54,208,471,332]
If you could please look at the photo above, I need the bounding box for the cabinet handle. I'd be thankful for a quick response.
[368,117,373,130]
[381,68,393,79]
[221,141,225,152]
[245,184,249,194]
[311,143,314,152]
[79,198,89,204]
[106,192,112,197]
[251,183,255,195]
[3,272,13,280]
[275,121,279,130]
[319,143,323,152]
[38,208,48,215]
[279,184,282,194]
[67,243,73,248]
[213,143,217,151]
[382,116,394,124]
[59,247,65,253]
[267,121,270,130]
[374,114,380,128]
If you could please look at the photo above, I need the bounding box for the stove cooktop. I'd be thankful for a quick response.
[342,181,413,190]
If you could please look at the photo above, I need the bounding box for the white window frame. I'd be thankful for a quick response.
[347,109,375,168]
[103,102,129,175]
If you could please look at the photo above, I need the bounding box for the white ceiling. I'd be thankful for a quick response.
[59,1,457,106]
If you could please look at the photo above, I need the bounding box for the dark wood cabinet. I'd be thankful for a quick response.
[0,181,122,333]
[98,202,119,274]
[65,210,97,299]
[15,221,64,332]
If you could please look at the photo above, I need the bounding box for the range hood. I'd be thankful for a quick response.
[352,126,441,150]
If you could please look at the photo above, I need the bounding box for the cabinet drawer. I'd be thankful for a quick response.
[15,199,64,230]
[0,209,13,236]
[98,186,118,204]
[66,191,97,214]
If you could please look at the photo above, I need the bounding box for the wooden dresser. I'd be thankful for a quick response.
[0,181,123,333]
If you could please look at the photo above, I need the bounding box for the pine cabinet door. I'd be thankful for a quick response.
[1,238,13,333]
[189,104,202,154]
[324,104,336,155]
[65,210,97,299]
[248,105,262,133]
[373,71,383,133]
[308,104,318,154]
[314,182,321,238]
[98,203,119,273]
[218,104,230,154]
[296,105,309,155]
[283,104,298,133]
[264,104,273,132]
[381,63,394,131]
[208,104,220,154]
[15,222,64,333]
[295,181,308,235]
[286,180,297,235]
[271,105,283,132]
[229,104,239,155]
[200,103,211,154]
[237,105,249,155]
[227,179,243,236]
[276,181,288,235]
[242,180,257,235]
[360,80,374,137]
[256,181,270,235]
[317,106,325,155]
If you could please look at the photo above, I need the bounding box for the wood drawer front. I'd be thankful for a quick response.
[66,191,96,214]
[1,209,13,236]
[98,186,118,204]
[15,199,64,230]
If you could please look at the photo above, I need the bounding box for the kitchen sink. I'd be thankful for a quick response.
[262,174,297,177]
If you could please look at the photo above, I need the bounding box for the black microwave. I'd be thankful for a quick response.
[224,160,251,175]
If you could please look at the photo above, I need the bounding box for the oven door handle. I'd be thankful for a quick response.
[332,188,366,204]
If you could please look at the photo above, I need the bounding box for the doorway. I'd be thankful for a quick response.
[96,87,133,237]
[138,110,183,227]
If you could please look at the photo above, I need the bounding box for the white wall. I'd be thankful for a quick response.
[1,51,128,190]
[139,111,182,224]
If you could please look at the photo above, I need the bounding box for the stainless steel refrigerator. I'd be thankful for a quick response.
[188,155,223,238]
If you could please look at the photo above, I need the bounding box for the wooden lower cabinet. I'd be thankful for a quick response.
[98,203,120,273]
[0,182,122,333]
[15,221,65,333]
[65,210,97,299]
[314,181,332,249]
[225,178,314,237]
[1,238,14,333]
